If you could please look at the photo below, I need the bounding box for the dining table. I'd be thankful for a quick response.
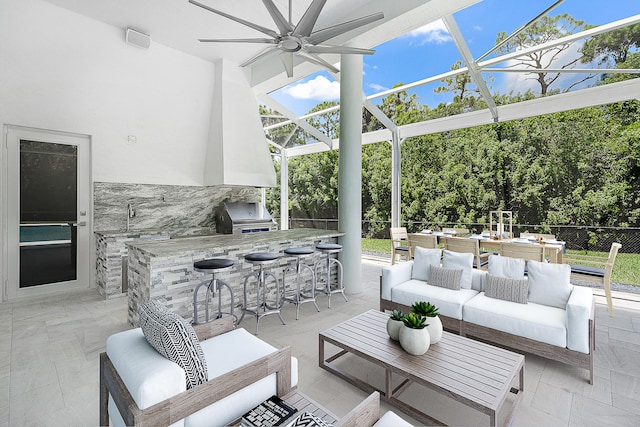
[419,231,566,263]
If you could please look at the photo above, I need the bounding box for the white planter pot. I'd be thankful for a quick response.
[386,318,404,341]
[399,326,430,355]
[425,315,443,344]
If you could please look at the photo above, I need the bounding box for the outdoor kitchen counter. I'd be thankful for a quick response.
[125,228,344,326]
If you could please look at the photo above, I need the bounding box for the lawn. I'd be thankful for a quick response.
[362,238,640,286]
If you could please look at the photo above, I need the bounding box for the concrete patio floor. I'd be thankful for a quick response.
[1,256,639,426]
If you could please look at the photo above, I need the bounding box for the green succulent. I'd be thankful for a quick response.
[402,313,428,329]
[411,301,439,318]
[390,310,404,321]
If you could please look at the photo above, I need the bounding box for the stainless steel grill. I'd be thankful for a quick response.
[216,202,277,235]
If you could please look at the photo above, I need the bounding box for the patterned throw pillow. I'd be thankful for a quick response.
[428,265,463,290]
[288,412,332,427]
[139,300,208,389]
[485,273,529,304]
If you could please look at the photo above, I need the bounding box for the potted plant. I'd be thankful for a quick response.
[399,313,431,355]
[411,301,443,344]
[386,310,404,341]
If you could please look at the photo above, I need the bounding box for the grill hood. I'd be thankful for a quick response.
[216,202,277,234]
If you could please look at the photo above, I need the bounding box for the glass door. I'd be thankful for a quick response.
[5,126,90,299]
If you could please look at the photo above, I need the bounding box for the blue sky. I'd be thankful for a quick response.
[268,0,639,116]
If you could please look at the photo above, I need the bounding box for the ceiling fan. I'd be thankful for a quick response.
[188,0,384,77]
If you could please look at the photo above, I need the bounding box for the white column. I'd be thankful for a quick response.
[338,54,363,294]
[391,131,401,228]
[280,150,289,230]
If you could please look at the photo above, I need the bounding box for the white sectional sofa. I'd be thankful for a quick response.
[380,248,595,384]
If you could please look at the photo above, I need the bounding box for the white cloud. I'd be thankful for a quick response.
[368,83,389,92]
[282,75,340,100]
[406,19,451,45]
[473,25,483,32]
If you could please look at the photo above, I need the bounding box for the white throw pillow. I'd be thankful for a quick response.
[488,255,526,280]
[527,260,573,309]
[411,247,442,281]
[442,250,473,289]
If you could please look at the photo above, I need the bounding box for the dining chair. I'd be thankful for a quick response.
[500,242,546,263]
[389,227,410,265]
[442,237,489,269]
[563,242,621,317]
[407,233,438,259]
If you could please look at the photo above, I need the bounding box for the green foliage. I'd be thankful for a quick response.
[402,312,427,329]
[411,301,440,317]
[581,24,640,65]
[390,310,404,321]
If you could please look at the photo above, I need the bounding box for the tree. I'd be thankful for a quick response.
[581,23,640,65]
[495,14,592,95]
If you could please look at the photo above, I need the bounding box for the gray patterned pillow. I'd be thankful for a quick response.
[485,273,529,304]
[428,265,462,290]
[139,300,208,389]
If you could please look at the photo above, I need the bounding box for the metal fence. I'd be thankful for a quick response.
[288,218,639,254]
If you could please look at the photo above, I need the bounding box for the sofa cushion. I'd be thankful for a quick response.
[411,247,442,281]
[107,328,186,427]
[488,255,525,279]
[463,292,567,348]
[442,250,473,289]
[484,273,529,304]
[139,300,207,389]
[374,411,414,427]
[527,260,573,309]
[391,279,478,320]
[428,265,462,290]
[186,328,299,427]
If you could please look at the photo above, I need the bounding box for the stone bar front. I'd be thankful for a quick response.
[126,229,344,326]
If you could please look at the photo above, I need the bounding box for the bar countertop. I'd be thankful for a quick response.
[126,228,344,258]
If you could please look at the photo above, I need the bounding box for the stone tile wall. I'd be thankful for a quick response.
[93,182,259,237]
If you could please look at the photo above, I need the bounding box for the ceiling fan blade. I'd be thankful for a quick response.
[280,52,294,77]
[240,47,280,67]
[298,52,340,74]
[198,38,276,44]
[292,0,327,37]
[306,45,375,55]
[308,12,384,45]
[261,0,294,34]
[189,0,278,39]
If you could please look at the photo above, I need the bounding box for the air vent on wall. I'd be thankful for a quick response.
[125,28,151,49]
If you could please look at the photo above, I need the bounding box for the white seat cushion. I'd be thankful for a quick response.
[373,411,413,427]
[391,279,478,320]
[463,293,567,348]
[185,328,298,427]
[107,328,298,427]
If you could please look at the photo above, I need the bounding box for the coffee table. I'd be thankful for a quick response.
[319,310,524,426]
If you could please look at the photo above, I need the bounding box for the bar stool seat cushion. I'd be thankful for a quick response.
[245,252,281,262]
[316,243,342,251]
[284,247,314,256]
[194,258,234,270]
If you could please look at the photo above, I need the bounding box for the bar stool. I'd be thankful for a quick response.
[282,247,320,320]
[192,258,235,325]
[239,252,285,335]
[314,243,348,308]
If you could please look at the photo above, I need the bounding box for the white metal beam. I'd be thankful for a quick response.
[443,15,499,122]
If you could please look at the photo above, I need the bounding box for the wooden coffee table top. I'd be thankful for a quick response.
[319,310,525,426]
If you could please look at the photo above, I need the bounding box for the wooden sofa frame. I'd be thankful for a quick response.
[99,316,293,426]
[380,281,596,384]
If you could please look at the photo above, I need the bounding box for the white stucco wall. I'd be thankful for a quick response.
[0,0,215,185]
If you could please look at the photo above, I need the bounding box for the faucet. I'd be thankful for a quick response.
[126,203,136,231]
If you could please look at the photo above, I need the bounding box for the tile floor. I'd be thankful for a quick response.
[1,256,640,426]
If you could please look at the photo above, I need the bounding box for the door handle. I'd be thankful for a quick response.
[77,221,87,226]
